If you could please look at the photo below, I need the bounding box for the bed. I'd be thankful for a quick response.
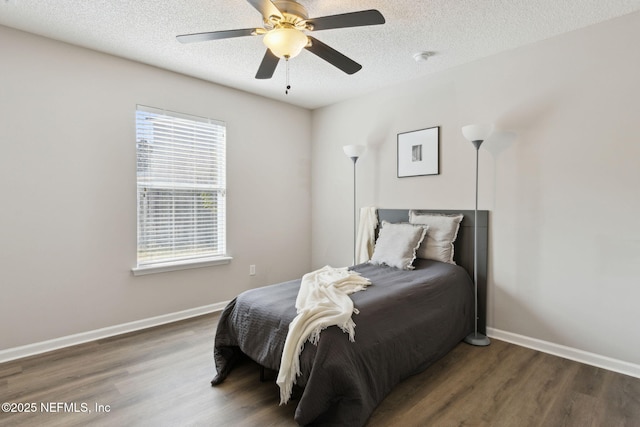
[211,209,489,426]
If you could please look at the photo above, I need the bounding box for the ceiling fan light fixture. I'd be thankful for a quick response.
[263,26,308,59]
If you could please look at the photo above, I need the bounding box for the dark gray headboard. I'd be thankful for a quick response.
[377,209,489,334]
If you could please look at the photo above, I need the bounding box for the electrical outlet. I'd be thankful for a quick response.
[249,265,256,276]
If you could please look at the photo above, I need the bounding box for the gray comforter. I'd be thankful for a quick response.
[211,259,474,426]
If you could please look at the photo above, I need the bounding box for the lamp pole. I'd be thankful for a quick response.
[461,125,493,347]
[343,145,366,266]
[350,156,359,264]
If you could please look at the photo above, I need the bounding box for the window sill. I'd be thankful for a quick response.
[132,256,233,276]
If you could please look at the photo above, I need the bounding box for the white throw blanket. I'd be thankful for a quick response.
[356,206,378,263]
[276,265,371,404]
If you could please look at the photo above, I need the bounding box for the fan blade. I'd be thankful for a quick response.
[246,0,283,20]
[177,28,258,43]
[305,36,362,75]
[306,9,385,31]
[255,49,280,79]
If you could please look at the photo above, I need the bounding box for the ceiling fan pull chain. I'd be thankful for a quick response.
[285,56,291,95]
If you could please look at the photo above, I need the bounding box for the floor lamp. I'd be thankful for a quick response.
[343,145,366,265]
[461,124,493,347]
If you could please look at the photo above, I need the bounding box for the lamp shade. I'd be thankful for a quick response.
[343,144,366,159]
[462,124,494,142]
[263,27,308,59]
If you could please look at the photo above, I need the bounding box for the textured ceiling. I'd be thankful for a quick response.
[2,0,639,109]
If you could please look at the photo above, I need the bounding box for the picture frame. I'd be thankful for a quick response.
[397,126,440,177]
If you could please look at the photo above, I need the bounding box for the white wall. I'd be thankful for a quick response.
[311,12,640,367]
[0,25,312,350]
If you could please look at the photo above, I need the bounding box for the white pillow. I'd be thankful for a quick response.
[369,221,427,270]
[408,211,463,264]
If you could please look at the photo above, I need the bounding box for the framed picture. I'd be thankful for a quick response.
[397,126,440,177]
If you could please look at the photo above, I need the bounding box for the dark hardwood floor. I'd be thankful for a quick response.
[1,313,639,426]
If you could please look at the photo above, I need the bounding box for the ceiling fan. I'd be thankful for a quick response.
[176,0,385,80]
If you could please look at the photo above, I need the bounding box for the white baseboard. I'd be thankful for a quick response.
[0,301,229,364]
[4,310,638,380]
[487,327,640,379]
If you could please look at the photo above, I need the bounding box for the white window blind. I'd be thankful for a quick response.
[135,105,226,269]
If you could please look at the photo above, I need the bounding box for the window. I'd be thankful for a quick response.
[133,105,228,274]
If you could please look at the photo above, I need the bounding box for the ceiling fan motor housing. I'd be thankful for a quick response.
[267,0,309,29]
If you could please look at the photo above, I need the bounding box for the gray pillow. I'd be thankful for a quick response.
[369,221,427,270]
[409,211,463,264]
